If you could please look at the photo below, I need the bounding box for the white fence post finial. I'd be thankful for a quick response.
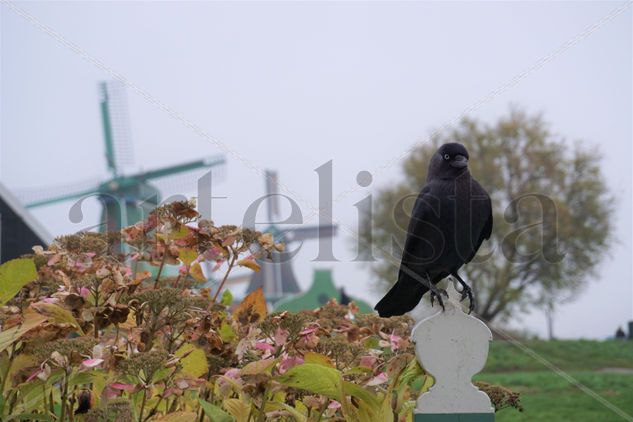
[412,278,495,422]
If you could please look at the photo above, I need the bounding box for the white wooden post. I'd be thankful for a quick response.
[412,278,495,422]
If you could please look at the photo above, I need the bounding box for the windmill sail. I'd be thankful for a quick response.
[19,80,226,236]
[19,177,102,208]
[100,80,134,176]
[265,170,280,220]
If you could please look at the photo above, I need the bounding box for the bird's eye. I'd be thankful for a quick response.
[443,154,450,160]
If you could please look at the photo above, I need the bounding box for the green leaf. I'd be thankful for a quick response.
[277,363,343,401]
[5,414,53,421]
[151,367,171,384]
[342,381,381,410]
[68,371,95,388]
[16,379,46,413]
[221,289,233,306]
[0,258,38,306]
[176,343,208,378]
[199,399,234,422]
[219,321,236,343]
[398,358,424,387]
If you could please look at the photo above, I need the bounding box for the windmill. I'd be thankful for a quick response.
[20,80,225,233]
[241,170,338,303]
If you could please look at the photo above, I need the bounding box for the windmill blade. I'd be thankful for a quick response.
[280,224,338,243]
[264,170,280,221]
[16,177,102,208]
[100,80,134,176]
[131,155,226,182]
[150,163,226,200]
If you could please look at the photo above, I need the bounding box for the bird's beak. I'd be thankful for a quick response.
[450,154,468,168]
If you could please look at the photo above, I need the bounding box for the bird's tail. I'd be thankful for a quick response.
[374,275,428,317]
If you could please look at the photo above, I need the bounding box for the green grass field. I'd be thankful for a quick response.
[477,340,633,421]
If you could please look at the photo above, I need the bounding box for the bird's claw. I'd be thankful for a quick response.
[459,285,476,314]
[430,287,449,311]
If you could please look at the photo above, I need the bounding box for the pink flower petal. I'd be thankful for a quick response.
[109,383,136,391]
[274,328,289,346]
[79,287,91,299]
[224,368,240,379]
[328,400,342,410]
[389,334,403,351]
[82,358,104,368]
[278,354,304,374]
[47,255,60,266]
[300,327,318,336]
[26,369,42,382]
[359,355,377,368]
[366,372,389,386]
[255,342,275,352]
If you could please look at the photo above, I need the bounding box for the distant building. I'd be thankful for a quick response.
[0,183,52,263]
[274,269,373,313]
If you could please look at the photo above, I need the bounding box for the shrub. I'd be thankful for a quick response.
[0,199,521,421]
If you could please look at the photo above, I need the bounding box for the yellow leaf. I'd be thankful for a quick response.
[190,262,206,282]
[0,310,47,352]
[304,352,335,368]
[119,310,137,330]
[31,302,84,335]
[237,257,261,272]
[153,411,198,421]
[178,248,198,266]
[0,258,38,305]
[240,358,276,376]
[224,398,251,422]
[135,271,152,282]
[419,374,435,393]
[265,401,307,422]
[234,288,267,324]
[175,343,209,378]
[4,353,35,392]
[168,224,191,240]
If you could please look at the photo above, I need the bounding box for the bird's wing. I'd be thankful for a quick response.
[465,193,493,263]
[398,183,441,273]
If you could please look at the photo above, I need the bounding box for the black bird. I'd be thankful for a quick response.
[375,143,492,317]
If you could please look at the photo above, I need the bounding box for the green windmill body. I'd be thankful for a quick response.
[23,80,225,233]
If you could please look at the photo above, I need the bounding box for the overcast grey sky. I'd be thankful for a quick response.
[1,1,631,339]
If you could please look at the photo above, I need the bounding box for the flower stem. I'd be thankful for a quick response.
[138,387,148,422]
[211,251,238,304]
[153,252,168,289]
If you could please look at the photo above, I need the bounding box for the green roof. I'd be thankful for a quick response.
[274,269,373,313]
